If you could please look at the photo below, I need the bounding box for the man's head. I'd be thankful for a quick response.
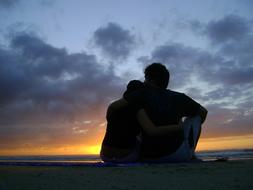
[144,63,170,89]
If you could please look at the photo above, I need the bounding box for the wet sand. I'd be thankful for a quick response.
[0,160,252,190]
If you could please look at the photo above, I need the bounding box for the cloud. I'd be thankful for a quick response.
[202,15,253,84]
[139,40,253,90]
[139,43,220,87]
[0,32,124,144]
[144,43,201,87]
[205,15,252,44]
[0,0,54,9]
[93,22,136,60]
[0,0,19,8]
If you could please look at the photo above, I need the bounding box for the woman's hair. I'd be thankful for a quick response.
[124,80,144,96]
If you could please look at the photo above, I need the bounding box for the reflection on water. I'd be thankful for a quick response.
[196,149,253,161]
[0,149,253,164]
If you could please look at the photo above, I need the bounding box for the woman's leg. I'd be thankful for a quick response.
[100,139,141,163]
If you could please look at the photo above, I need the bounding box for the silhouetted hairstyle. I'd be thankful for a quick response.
[144,63,170,89]
[124,80,144,96]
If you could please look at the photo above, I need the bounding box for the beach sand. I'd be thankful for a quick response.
[0,160,252,190]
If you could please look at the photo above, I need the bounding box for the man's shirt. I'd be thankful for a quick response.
[124,86,200,158]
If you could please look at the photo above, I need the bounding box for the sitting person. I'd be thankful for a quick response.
[100,80,143,163]
[106,63,208,162]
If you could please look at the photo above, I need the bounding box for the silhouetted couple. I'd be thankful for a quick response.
[100,63,208,163]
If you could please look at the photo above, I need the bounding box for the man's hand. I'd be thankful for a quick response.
[137,109,183,136]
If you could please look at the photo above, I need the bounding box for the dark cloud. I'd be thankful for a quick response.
[139,43,220,87]
[0,0,54,9]
[0,0,19,8]
[219,67,253,84]
[93,22,136,60]
[148,43,200,87]
[203,15,253,84]
[0,32,124,142]
[205,15,252,44]
[204,87,242,102]
[139,41,253,90]
[220,37,253,60]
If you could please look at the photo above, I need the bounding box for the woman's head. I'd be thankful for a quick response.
[124,80,144,96]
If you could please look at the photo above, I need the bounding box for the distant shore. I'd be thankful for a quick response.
[0,159,252,190]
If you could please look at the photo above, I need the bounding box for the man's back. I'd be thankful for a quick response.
[125,86,200,158]
[144,88,200,124]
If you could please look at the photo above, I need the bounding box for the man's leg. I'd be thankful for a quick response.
[182,116,202,158]
[150,116,202,163]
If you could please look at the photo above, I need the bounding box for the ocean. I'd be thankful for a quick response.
[196,149,253,161]
[0,149,253,165]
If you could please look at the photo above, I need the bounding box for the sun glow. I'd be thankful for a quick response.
[1,134,253,156]
[0,144,102,156]
[83,145,101,155]
[196,134,253,151]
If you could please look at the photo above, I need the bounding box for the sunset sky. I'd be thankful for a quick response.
[0,0,253,155]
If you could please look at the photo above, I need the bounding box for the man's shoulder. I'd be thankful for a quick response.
[166,89,185,97]
[165,90,194,103]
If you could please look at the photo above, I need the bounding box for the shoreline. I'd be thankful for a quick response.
[0,158,252,167]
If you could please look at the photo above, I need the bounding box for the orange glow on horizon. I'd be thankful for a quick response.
[0,144,102,156]
[196,134,253,151]
[1,134,253,156]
